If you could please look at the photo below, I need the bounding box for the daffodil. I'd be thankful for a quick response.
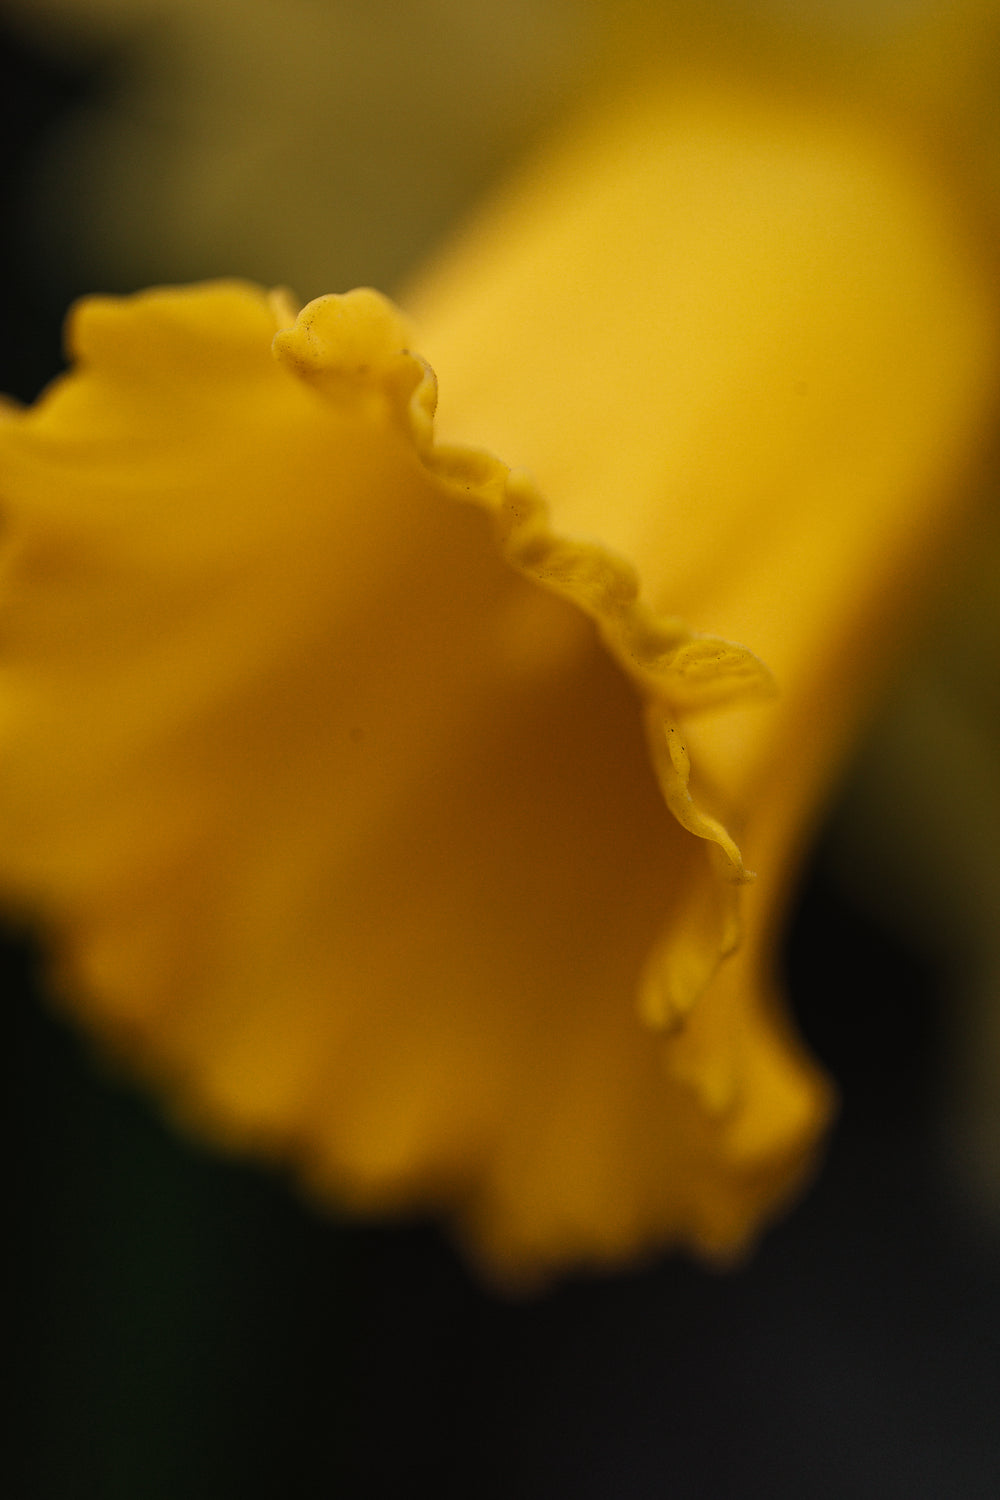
[2,62,998,1283]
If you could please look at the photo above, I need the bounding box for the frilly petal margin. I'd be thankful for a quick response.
[0,281,828,1284]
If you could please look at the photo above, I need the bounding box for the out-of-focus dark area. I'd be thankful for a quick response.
[4,6,1000,1497]
[0,12,86,399]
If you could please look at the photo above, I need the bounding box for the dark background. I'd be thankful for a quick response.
[4,15,1000,1497]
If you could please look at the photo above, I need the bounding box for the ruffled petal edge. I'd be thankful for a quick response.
[273,287,771,905]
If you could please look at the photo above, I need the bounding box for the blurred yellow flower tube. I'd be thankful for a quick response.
[411,78,1000,1140]
[1,76,998,1284]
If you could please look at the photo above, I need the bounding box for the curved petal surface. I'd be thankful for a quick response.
[0,279,829,1281]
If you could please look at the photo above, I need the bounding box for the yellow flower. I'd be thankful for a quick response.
[1,72,998,1284]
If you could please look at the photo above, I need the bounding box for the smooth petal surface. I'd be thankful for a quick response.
[404,80,1000,1256]
[0,280,828,1282]
[411,75,1000,937]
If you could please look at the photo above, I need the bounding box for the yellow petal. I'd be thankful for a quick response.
[410,72,1000,904]
[403,81,1000,1255]
[0,278,829,1282]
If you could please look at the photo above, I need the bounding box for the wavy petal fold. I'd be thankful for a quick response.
[0,277,833,1280]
